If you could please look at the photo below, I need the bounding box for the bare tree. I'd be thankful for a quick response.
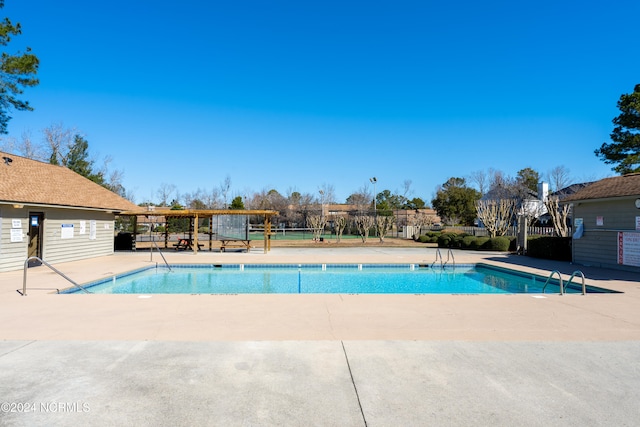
[104,168,127,197]
[306,215,326,241]
[475,199,516,238]
[375,215,395,243]
[157,182,177,206]
[294,192,316,228]
[547,166,572,193]
[247,188,268,210]
[544,196,571,237]
[183,188,211,209]
[91,154,125,196]
[468,170,488,195]
[203,187,222,209]
[354,215,375,243]
[412,212,437,240]
[334,217,347,242]
[269,190,289,216]
[402,179,412,198]
[318,183,336,204]
[487,168,519,199]
[249,188,287,213]
[0,129,46,160]
[346,184,373,214]
[220,175,232,208]
[0,135,14,153]
[282,189,311,227]
[42,122,76,164]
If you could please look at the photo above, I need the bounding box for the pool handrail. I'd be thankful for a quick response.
[542,270,564,295]
[20,256,90,296]
[150,239,172,272]
[431,248,443,268]
[564,270,586,295]
[431,248,455,269]
[443,248,455,267]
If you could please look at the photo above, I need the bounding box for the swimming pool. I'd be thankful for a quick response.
[62,263,617,295]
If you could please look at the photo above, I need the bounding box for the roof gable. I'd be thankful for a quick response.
[0,151,138,212]
[563,174,640,202]
[551,182,593,199]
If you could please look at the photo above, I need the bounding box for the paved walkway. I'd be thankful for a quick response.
[1,248,639,426]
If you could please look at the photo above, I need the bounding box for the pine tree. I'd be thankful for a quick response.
[0,0,39,133]
[595,84,640,174]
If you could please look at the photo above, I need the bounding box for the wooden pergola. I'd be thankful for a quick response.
[120,209,279,253]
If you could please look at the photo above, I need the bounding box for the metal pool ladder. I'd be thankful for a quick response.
[565,270,586,295]
[20,256,90,296]
[542,270,586,295]
[431,248,455,268]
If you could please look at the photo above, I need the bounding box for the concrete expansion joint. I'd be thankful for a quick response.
[342,341,368,426]
[0,340,37,358]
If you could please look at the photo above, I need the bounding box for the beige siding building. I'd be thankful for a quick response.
[564,173,640,272]
[0,152,138,272]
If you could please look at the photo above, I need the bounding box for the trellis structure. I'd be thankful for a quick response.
[121,209,279,253]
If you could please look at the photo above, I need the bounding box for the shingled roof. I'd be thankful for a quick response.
[563,174,640,202]
[551,182,593,199]
[0,151,138,212]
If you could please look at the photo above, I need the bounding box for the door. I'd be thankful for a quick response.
[28,212,44,267]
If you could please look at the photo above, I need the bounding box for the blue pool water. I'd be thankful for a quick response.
[63,264,616,295]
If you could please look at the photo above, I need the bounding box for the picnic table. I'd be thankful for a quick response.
[219,238,252,252]
[173,238,203,251]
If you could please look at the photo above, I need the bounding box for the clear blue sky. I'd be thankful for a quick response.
[3,0,639,204]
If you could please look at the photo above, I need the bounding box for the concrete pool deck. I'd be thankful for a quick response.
[1,247,640,425]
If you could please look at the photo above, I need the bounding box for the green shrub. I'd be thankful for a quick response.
[437,234,452,248]
[487,236,510,251]
[417,233,441,244]
[461,235,476,249]
[527,236,572,261]
[453,234,465,248]
[423,231,440,243]
[438,233,465,248]
[470,237,490,250]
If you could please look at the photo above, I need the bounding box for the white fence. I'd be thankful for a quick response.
[413,225,561,237]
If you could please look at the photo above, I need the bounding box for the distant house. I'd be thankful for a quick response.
[563,174,640,271]
[552,182,593,199]
[536,181,593,226]
[0,152,138,272]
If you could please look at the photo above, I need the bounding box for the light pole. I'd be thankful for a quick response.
[369,177,377,215]
[318,189,325,222]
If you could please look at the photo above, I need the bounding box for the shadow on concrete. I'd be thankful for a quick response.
[484,255,640,283]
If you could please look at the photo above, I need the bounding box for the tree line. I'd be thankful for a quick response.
[431,166,571,227]
[0,123,127,197]
[429,83,640,234]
